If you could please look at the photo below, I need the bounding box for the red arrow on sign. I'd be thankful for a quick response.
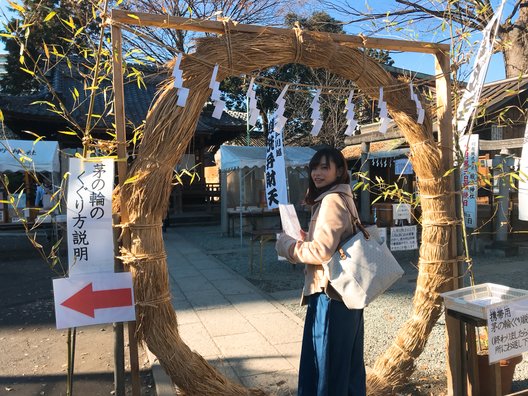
[61,283,133,318]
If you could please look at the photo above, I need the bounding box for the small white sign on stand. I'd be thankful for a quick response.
[53,272,135,329]
[486,298,528,364]
[392,203,412,224]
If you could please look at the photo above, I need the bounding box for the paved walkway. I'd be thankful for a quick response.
[149,229,304,396]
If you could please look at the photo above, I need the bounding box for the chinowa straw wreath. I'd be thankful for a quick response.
[115,27,457,395]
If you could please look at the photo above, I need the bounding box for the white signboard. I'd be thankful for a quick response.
[390,225,418,251]
[67,158,115,275]
[53,272,135,329]
[392,203,412,224]
[460,135,479,229]
[486,298,528,364]
[518,121,528,221]
[394,158,413,175]
[264,126,288,209]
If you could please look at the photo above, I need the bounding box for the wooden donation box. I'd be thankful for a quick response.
[441,283,528,396]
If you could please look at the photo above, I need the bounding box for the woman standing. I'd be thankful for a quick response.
[276,147,366,396]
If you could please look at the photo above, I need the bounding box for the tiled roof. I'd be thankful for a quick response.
[341,138,407,160]
[0,61,245,134]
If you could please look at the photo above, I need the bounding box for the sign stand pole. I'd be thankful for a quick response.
[66,327,76,396]
[113,215,126,396]
[111,24,141,396]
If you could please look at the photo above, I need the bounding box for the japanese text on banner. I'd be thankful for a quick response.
[460,135,479,228]
[67,158,115,276]
[264,129,288,209]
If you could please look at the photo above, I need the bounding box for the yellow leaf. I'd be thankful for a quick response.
[42,41,49,58]
[43,11,56,22]
[127,13,139,20]
[124,175,139,185]
[60,17,75,29]
[7,1,25,13]
[20,67,35,76]
[58,130,78,136]
[0,109,3,122]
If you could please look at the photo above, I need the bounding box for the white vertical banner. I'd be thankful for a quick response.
[460,135,479,228]
[265,127,288,209]
[518,121,528,220]
[456,0,506,135]
[67,158,115,276]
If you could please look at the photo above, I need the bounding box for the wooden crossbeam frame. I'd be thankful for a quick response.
[108,9,461,395]
[110,9,450,54]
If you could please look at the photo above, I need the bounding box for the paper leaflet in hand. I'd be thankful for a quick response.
[279,204,302,241]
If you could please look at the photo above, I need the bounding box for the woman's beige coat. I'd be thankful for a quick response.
[276,184,359,304]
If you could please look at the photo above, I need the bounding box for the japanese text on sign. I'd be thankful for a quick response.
[390,225,417,251]
[264,126,287,209]
[486,298,528,364]
[67,158,114,276]
[460,135,479,229]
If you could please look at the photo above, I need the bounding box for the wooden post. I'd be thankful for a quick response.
[360,142,371,223]
[111,24,141,396]
[435,50,463,396]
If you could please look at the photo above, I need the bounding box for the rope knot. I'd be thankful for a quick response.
[292,22,304,64]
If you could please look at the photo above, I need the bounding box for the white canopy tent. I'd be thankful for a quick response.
[216,145,316,171]
[215,145,316,237]
[1,140,61,222]
[0,140,60,173]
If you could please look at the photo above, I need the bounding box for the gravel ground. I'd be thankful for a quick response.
[176,225,528,395]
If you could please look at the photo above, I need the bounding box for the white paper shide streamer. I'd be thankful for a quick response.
[172,54,189,107]
[310,89,323,136]
[410,83,425,124]
[344,90,358,136]
[209,64,225,119]
[273,85,289,133]
[246,78,259,126]
[378,87,392,134]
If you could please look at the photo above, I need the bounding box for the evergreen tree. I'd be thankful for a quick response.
[0,0,96,94]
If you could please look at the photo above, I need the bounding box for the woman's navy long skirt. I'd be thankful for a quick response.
[298,292,366,396]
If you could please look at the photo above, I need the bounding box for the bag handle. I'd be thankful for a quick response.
[336,193,370,260]
[338,193,370,240]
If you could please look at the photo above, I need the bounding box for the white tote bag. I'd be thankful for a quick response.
[325,201,404,309]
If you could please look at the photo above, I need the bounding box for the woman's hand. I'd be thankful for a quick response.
[299,229,307,241]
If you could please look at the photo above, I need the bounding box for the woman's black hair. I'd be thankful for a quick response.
[305,147,350,205]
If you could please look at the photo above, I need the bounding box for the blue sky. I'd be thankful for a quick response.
[0,0,510,82]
